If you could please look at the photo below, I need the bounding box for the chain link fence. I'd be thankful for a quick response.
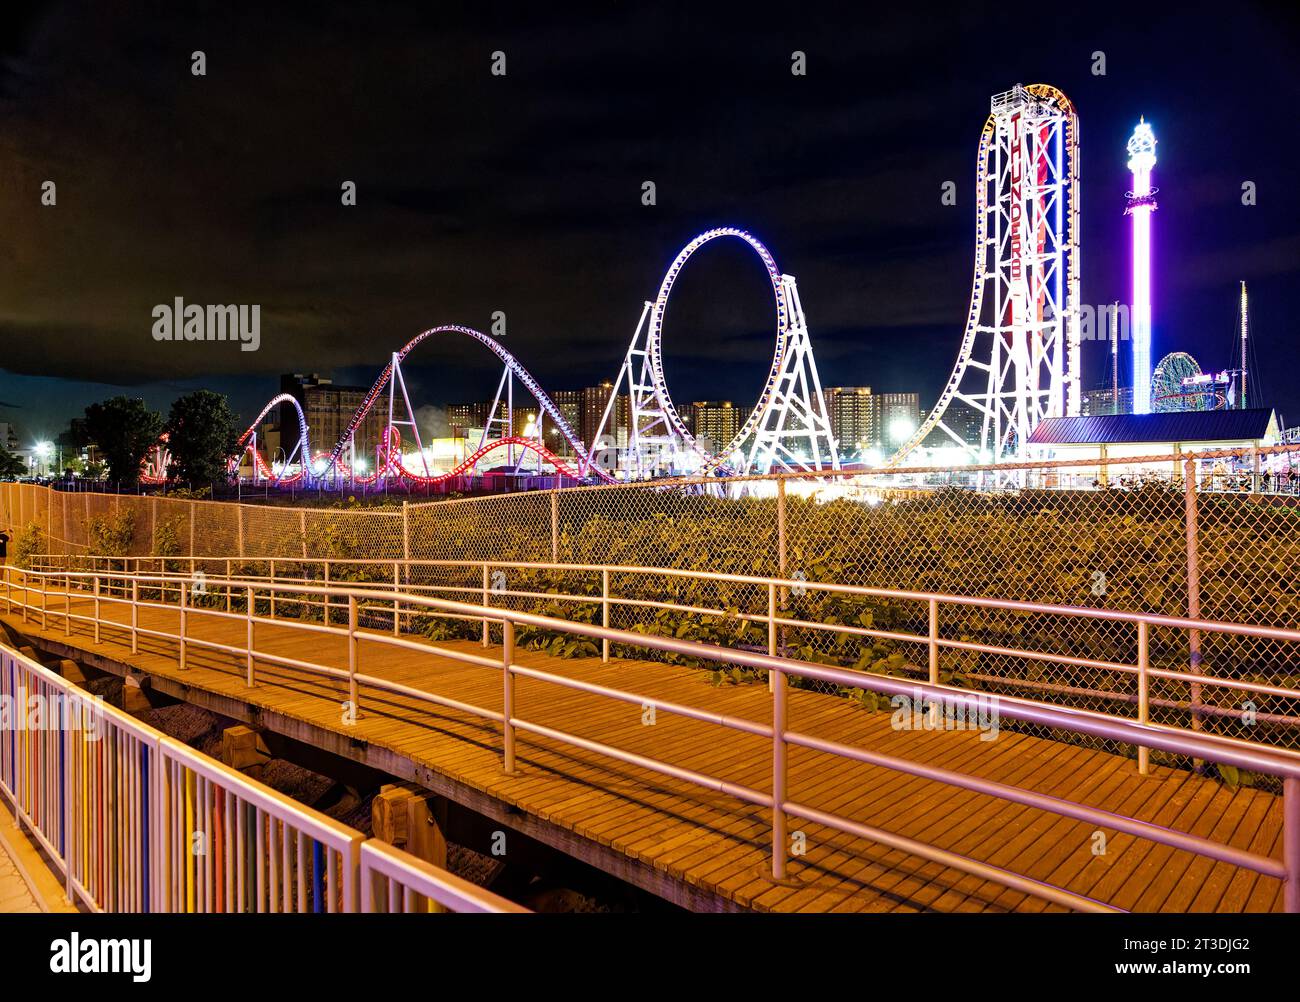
[6,444,1300,770]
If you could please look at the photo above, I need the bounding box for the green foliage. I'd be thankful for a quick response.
[152,515,185,557]
[86,507,136,557]
[11,522,43,568]
[1213,764,1258,789]
[0,445,26,478]
[163,485,211,500]
[82,396,163,486]
[165,390,238,485]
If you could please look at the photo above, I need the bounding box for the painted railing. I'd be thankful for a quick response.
[0,640,524,913]
[29,551,1300,762]
[5,563,1300,913]
[359,840,528,913]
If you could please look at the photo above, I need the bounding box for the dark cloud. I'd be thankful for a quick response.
[0,0,1297,440]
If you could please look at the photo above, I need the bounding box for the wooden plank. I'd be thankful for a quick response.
[5,600,1284,914]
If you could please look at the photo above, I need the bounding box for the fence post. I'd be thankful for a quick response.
[1137,620,1150,776]
[323,561,331,626]
[401,501,410,563]
[1182,456,1203,733]
[62,720,73,902]
[502,619,516,774]
[179,578,187,670]
[246,585,255,686]
[551,490,559,563]
[767,581,777,693]
[237,504,245,560]
[601,568,610,664]
[64,570,71,636]
[1285,776,1300,913]
[347,594,359,720]
[776,478,787,604]
[927,597,939,686]
[189,500,196,555]
[131,578,139,653]
[481,563,490,648]
[393,561,401,635]
[269,559,276,618]
[93,575,101,644]
[771,664,788,881]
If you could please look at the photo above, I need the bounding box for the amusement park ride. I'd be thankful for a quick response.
[886,83,1082,473]
[1149,280,1252,414]
[170,81,1229,490]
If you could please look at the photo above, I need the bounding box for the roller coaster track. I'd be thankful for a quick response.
[607,226,837,477]
[886,83,1080,469]
[235,393,312,484]
[647,228,788,468]
[227,84,1083,488]
[325,324,614,482]
[372,428,584,483]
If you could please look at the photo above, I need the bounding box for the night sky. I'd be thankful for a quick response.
[1,1,1297,444]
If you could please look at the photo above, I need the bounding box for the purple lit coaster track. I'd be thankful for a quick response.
[591,227,839,478]
[233,393,312,484]
[232,226,844,487]
[235,325,613,487]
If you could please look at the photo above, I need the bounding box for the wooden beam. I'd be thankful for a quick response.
[372,783,450,913]
[221,725,271,780]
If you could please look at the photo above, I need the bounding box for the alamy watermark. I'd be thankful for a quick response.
[50,934,151,982]
[151,297,260,351]
[890,687,1000,741]
[0,685,105,738]
[1041,302,1136,344]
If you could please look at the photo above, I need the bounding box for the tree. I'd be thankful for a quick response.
[165,390,237,486]
[82,397,162,486]
[0,444,26,478]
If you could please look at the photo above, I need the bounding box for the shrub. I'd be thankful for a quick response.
[85,508,135,557]
[10,522,43,569]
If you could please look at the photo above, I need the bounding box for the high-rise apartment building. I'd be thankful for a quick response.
[821,387,875,458]
[280,373,384,463]
[1081,386,1134,417]
[686,401,740,454]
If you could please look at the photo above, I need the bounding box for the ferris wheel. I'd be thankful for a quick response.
[1151,351,1210,412]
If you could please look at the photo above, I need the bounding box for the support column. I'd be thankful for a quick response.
[1182,456,1203,737]
[372,784,449,913]
[221,725,271,782]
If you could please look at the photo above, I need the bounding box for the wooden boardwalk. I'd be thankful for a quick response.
[3,594,1287,913]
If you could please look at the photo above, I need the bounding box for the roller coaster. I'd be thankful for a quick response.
[217,82,1079,488]
[886,83,1081,474]
[231,229,843,487]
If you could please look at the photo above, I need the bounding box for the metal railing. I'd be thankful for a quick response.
[360,840,529,913]
[0,639,523,913]
[28,551,1300,759]
[5,563,1300,913]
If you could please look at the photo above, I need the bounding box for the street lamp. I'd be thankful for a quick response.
[888,418,916,445]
